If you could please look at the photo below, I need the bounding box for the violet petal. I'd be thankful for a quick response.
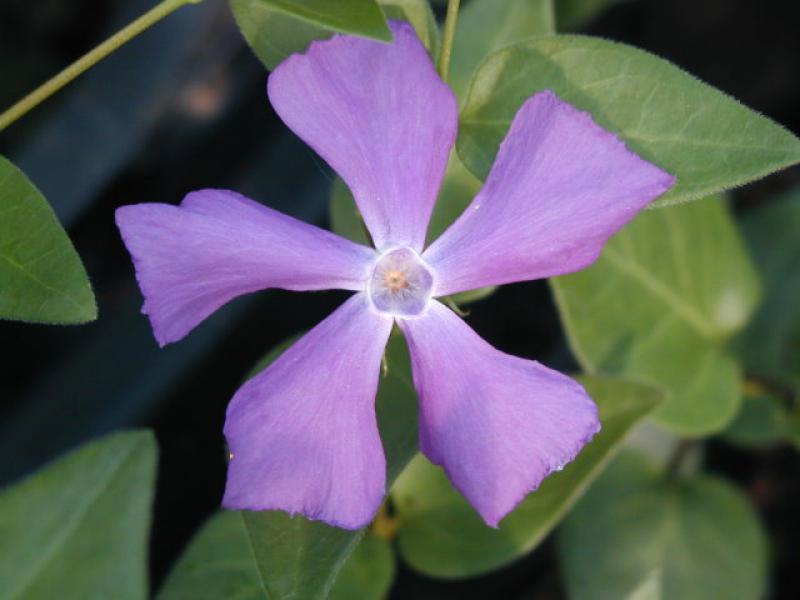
[116,188,375,346]
[223,293,392,529]
[268,21,457,252]
[424,91,675,296]
[398,301,601,527]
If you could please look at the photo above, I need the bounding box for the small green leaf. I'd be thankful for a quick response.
[0,430,156,600]
[0,156,96,324]
[329,532,395,600]
[392,376,663,578]
[231,0,435,70]
[734,188,800,391]
[238,333,416,600]
[449,0,555,101]
[558,452,767,600]
[458,36,800,207]
[551,197,761,435]
[157,512,264,600]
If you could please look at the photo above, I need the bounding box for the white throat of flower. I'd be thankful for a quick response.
[368,247,434,317]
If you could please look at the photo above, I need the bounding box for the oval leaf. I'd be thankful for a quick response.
[457,35,800,207]
[448,0,555,101]
[558,452,767,600]
[0,430,156,600]
[0,156,96,324]
[159,511,394,600]
[230,0,435,70]
[551,196,760,435]
[392,376,663,578]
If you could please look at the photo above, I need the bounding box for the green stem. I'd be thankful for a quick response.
[437,0,461,82]
[0,0,202,132]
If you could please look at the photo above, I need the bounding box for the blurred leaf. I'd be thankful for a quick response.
[0,431,156,600]
[159,512,394,600]
[734,189,800,390]
[457,35,800,207]
[556,0,627,31]
[449,0,555,101]
[231,0,436,70]
[722,392,791,448]
[551,197,760,435]
[240,333,416,599]
[157,512,263,600]
[558,452,767,600]
[329,532,395,600]
[392,376,663,578]
[0,155,96,324]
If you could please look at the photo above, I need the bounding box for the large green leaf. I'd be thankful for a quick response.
[457,36,800,207]
[159,512,394,600]
[0,431,156,600]
[558,452,767,600]
[448,0,555,101]
[238,333,416,600]
[0,156,96,324]
[551,197,760,435]
[392,376,663,578]
[157,512,264,600]
[230,0,436,70]
[734,188,800,390]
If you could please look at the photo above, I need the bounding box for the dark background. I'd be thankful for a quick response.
[1,0,798,597]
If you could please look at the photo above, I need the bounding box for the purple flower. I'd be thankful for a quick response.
[116,22,674,529]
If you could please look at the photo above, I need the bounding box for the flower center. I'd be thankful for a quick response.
[368,247,434,317]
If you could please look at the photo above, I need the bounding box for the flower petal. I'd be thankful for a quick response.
[223,293,392,529]
[398,301,601,527]
[424,91,675,296]
[116,189,375,346]
[268,21,457,252]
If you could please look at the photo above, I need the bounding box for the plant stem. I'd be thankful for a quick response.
[0,0,202,132]
[437,0,461,82]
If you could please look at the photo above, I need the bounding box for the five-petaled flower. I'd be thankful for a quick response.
[116,22,674,529]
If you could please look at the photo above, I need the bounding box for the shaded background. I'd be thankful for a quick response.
[1,0,798,597]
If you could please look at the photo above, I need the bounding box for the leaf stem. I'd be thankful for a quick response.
[665,440,696,479]
[437,0,461,82]
[0,0,203,132]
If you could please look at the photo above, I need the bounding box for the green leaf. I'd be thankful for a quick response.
[449,0,555,102]
[157,512,265,600]
[328,532,395,600]
[159,512,394,600]
[734,188,800,390]
[457,35,800,207]
[0,156,96,324]
[722,392,791,448]
[0,430,156,600]
[555,0,626,31]
[558,452,767,600]
[551,197,761,435]
[230,0,436,70]
[239,333,416,600]
[392,376,663,578]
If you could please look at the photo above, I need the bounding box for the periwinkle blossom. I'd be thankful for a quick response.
[116,21,674,529]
